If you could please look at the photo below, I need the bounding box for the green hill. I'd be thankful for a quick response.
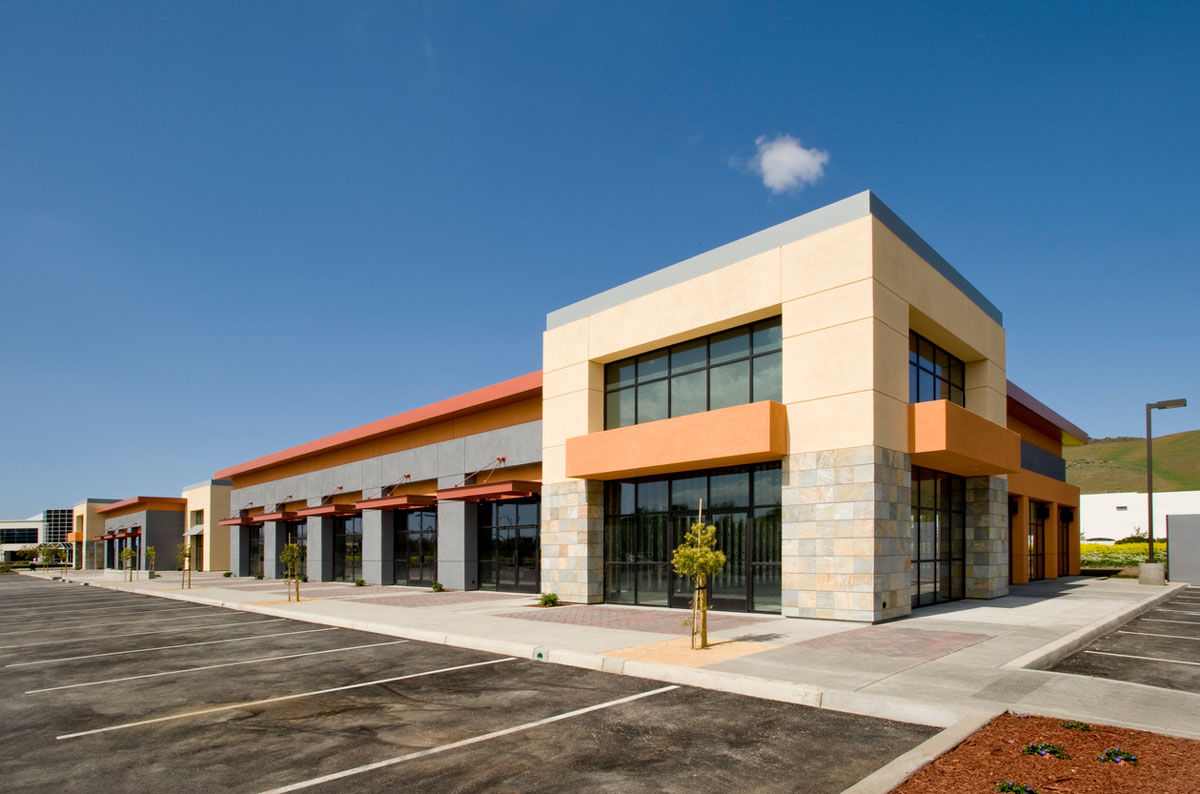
[1065,429,1200,494]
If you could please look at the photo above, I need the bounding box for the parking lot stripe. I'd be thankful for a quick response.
[0,601,206,621]
[7,627,338,667]
[0,618,285,650]
[0,607,221,637]
[26,640,411,693]
[0,605,215,632]
[1084,650,1200,667]
[1153,608,1200,616]
[1117,630,1200,641]
[254,684,681,794]
[1142,617,1200,626]
[56,657,516,740]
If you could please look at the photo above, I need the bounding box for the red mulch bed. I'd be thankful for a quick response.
[891,713,1200,794]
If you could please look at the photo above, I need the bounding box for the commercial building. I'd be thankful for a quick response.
[1081,490,1200,542]
[1,508,75,563]
[213,191,1086,622]
[69,499,120,569]
[93,497,186,572]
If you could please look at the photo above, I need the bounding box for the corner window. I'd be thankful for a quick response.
[604,317,782,430]
[909,332,965,406]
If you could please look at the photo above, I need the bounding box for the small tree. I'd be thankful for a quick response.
[119,547,137,581]
[145,546,157,579]
[672,510,726,650]
[54,546,68,575]
[176,540,192,589]
[279,543,301,602]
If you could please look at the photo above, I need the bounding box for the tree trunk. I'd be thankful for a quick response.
[698,573,708,649]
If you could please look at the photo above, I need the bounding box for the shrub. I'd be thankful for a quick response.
[223,571,232,577]
[255,573,264,580]
[0,564,12,573]
[1080,542,1166,568]
[539,592,559,607]
[355,579,365,587]
[996,783,1039,794]
[300,574,308,582]
[1021,742,1070,759]
[1060,720,1091,731]
[431,581,444,592]
[1096,747,1138,765]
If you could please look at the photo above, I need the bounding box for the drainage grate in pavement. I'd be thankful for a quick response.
[972,671,1051,703]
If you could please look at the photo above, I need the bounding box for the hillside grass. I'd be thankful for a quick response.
[1065,429,1200,494]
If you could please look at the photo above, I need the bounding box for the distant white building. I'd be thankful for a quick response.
[1080,491,1200,542]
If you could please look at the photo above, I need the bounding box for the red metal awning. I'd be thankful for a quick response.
[434,480,540,503]
[250,511,297,524]
[354,494,437,511]
[294,503,361,518]
[217,516,256,526]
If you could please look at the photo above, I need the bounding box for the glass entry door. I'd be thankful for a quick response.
[247,527,263,578]
[395,510,437,587]
[333,516,362,582]
[478,499,539,594]
[284,521,307,575]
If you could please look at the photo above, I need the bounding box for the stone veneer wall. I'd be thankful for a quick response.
[540,479,604,603]
[964,474,1009,598]
[782,445,912,623]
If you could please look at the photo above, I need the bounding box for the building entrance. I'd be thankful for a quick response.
[394,509,437,587]
[478,499,539,594]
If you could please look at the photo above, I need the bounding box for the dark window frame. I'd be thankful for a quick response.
[604,317,782,430]
[603,462,782,614]
[909,332,965,406]
[477,498,540,594]
[910,466,966,608]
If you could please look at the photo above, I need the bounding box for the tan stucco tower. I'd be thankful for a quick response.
[542,192,1022,622]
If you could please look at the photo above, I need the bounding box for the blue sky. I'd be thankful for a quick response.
[2,1,1197,516]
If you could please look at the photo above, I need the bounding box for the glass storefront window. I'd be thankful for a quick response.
[478,498,540,594]
[909,332,965,406]
[604,317,783,429]
[604,462,781,614]
[332,515,362,582]
[910,466,965,608]
[395,509,437,587]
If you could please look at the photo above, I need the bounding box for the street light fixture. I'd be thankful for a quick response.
[1146,398,1187,565]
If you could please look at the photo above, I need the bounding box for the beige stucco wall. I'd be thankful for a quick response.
[541,207,1009,619]
[72,501,113,569]
[181,482,232,572]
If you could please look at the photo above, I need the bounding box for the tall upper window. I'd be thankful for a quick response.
[604,317,782,430]
[909,332,965,406]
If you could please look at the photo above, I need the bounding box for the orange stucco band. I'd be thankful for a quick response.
[96,496,187,519]
[66,531,83,543]
[908,400,1021,477]
[565,401,787,481]
[1008,469,1081,508]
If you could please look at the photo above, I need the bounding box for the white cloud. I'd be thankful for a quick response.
[750,134,829,194]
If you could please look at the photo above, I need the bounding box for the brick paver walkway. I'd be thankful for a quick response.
[496,604,774,635]
[354,591,531,607]
[793,626,991,660]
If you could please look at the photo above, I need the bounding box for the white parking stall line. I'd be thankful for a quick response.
[7,628,339,667]
[0,618,285,650]
[255,685,681,794]
[1084,650,1200,667]
[27,640,410,693]
[0,600,201,620]
[0,607,219,637]
[1117,630,1200,641]
[57,657,516,740]
[1152,608,1200,616]
[0,604,214,629]
[1142,618,1200,626]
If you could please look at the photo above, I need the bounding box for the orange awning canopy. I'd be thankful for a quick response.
[435,480,540,502]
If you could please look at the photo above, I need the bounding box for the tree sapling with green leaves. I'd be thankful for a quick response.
[119,547,137,581]
[146,546,157,579]
[279,543,301,602]
[671,501,726,650]
[176,540,192,589]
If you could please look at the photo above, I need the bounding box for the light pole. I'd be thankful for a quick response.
[1146,398,1187,565]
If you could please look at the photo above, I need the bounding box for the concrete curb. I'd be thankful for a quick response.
[1004,580,1188,671]
[65,575,968,730]
[836,707,1002,794]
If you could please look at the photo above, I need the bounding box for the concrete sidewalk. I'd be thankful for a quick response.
[30,570,1198,740]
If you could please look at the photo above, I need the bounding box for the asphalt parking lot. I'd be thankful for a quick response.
[0,576,937,793]
[1050,586,1200,693]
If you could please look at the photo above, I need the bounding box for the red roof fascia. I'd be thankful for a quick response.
[96,496,187,515]
[214,371,542,480]
[354,494,437,511]
[435,480,541,503]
